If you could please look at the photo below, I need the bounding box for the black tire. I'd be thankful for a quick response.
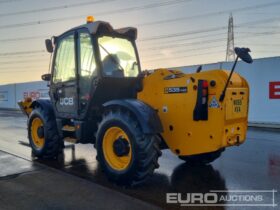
[28,106,62,159]
[179,149,224,165]
[96,108,162,186]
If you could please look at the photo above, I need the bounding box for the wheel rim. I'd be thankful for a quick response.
[102,127,132,171]
[31,117,45,149]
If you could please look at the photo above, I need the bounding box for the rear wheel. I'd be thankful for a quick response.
[179,149,223,165]
[28,106,62,159]
[96,108,161,186]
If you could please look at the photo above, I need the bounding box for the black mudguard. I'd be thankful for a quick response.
[103,99,163,134]
[30,99,55,117]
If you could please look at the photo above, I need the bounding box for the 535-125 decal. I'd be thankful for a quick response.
[164,87,187,94]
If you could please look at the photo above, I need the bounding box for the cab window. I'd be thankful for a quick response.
[79,33,97,77]
[53,34,76,83]
[78,32,97,110]
[98,36,139,78]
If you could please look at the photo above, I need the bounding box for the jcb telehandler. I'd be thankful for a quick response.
[19,16,253,185]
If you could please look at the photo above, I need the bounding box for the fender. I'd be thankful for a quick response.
[103,99,163,134]
[30,99,55,117]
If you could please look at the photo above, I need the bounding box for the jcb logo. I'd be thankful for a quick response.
[60,97,74,106]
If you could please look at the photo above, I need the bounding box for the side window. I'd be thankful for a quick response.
[53,35,76,83]
[79,33,96,77]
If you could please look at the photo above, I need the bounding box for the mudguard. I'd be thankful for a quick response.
[30,99,55,117]
[103,99,163,134]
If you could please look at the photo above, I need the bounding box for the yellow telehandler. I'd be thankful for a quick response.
[19,16,253,185]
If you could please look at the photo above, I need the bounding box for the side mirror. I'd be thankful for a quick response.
[45,39,53,53]
[41,73,51,81]
[234,47,253,64]
[220,46,253,102]
[196,65,202,73]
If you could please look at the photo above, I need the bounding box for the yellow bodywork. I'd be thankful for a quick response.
[137,69,249,156]
[17,97,33,116]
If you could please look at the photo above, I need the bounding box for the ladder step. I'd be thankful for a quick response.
[62,125,76,132]
[64,137,78,144]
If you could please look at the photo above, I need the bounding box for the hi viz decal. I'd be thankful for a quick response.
[269,81,280,99]
[209,96,220,108]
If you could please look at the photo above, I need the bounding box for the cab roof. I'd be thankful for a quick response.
[56,20,137,41]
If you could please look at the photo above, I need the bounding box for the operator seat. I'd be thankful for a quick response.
[102,54,124,77]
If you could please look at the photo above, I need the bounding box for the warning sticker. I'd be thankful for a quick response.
[209,96,220,108]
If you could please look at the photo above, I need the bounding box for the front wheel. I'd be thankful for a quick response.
[96,108,161,186]
[28,106,62,159]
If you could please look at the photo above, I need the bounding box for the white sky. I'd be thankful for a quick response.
[0,0,280,84]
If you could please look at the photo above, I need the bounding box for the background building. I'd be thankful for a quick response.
[0,56,279,126]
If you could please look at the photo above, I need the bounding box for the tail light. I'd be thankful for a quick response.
[202,80,208,105]
[193,80,208,121]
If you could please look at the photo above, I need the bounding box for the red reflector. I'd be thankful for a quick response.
[202,80,208,88]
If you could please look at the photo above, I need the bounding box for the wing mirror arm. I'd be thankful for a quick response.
[219,47,253,102]
[219,56,239,102]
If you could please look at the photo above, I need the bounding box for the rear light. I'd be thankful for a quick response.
[202,97,207,104]
[202,89,208,97]
[202,80,208,88]
[193,80,208,121]
[202,81,208,104]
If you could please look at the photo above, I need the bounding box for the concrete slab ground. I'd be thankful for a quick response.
[0,151,159,210]
[0,110,279,209]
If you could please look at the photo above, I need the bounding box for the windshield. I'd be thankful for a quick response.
[98,36,139,77]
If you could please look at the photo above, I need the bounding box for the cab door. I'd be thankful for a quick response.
[50,32,78,118]
[77,30,98,117]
